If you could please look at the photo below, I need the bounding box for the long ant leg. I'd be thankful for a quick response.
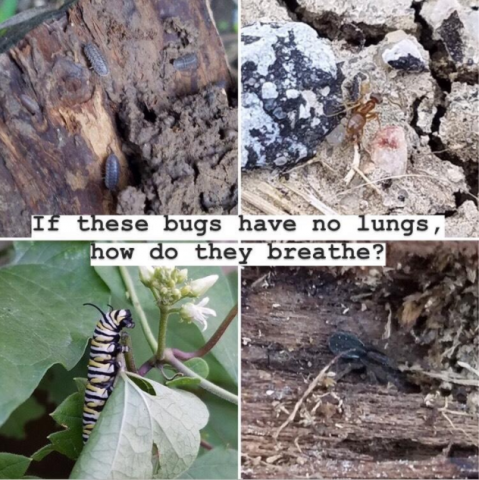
[324,95,366,117]
[364,112,381,130]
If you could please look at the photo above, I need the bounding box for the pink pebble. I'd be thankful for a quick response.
[370,126,408,176]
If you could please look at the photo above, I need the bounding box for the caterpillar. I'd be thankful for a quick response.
[82,304,135,443]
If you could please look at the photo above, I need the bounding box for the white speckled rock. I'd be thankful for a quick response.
[241,0,291,26]
[380,32,429,72]
[445,200,479,237]
[241,22,344,170]
[296,0,417,42]
[438,82,479,163]
[420,0,479,79]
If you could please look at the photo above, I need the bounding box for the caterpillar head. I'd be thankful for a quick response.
[83,303,135,329]
[115,309,135,329]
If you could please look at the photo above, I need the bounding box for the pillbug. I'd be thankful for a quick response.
[173,53,198,71]
[82,304,135,443]
[20,94,41,116]
[105,154,120,191]
[83,43,109,77]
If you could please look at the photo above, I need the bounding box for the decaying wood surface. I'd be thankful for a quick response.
[0,0,232,236]
[241,248,479,479]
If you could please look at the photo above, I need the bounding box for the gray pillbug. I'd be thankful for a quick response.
[105,154,120,191]
[173,53,198,71]
[83,43,109,77]
[20,94,41,116]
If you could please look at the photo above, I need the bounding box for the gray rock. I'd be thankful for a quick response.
[241,0,291,26]
[445,201,479,238]
[241,22,344,170]
[296,0,417,43]
[420,0,479,80]
[381,38,428,72]
[438,82,479,163]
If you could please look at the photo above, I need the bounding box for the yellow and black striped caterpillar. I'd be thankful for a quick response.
[82,304,135,443]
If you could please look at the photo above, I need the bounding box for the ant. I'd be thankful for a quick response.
[346,92,383,144]
[326,76,384,148]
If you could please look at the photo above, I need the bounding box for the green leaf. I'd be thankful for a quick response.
[38,352,89,406]
[0,0,17,23]
[31,445,54,463]
[184,358,209,378]
[32,382,84,462]
[165,376,201,388]
[127,373,156,395]
[166,358,209,388]
[71,373,209,479]
[0,396,45,440]
[199,392,238,450]
[0,453,31,479]
[0,242,110,426]
[179,448,238,479]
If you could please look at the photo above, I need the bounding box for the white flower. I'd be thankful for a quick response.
[189,275,218,297]
[139,266,155,285]
[180,297,216,332]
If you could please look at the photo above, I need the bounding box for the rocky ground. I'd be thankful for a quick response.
[241,0,478,237]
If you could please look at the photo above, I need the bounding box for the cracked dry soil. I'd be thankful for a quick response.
[241,0,478,237]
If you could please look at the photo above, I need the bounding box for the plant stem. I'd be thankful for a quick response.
[120,332,138,374]
[164,349,238,405]
[200,439,213,451]
[173,304,238,361]
[119,266,157,353]
[138,356,157,377]
[156,303,170,361]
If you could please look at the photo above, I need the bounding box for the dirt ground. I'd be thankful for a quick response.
[241,243,479,479]
[240,1,479,237]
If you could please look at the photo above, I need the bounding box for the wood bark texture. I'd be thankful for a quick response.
[0,0,233,236]
[241,245,479,479]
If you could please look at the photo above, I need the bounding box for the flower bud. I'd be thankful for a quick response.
[139,266,155,286]
[189,275,218,297]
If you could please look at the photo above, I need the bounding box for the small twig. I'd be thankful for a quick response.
[344,143,361,185]
[283,183,338,215]
[405,366,479,387]
[251,273,269,290]
[287,155,337,174]
[382,304,392,340]
[120,332,137,374]
[352,166,382,195]
[441,410,478,446]
[336,173,479,202]
[273,351,347,440]
[172,304,238,361]
[457,361,479,378]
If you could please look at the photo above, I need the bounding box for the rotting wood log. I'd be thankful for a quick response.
[241,251,479,479]
[0,0,234,236]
